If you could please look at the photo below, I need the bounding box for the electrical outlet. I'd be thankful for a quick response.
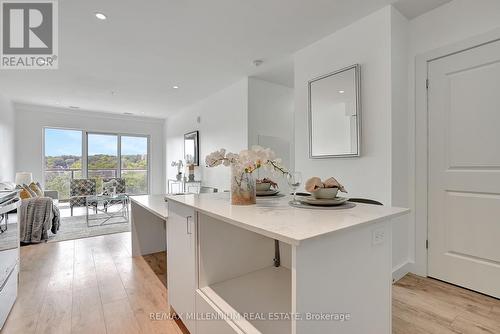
[372,229,385,246]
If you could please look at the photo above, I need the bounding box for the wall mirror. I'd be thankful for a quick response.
[308,64,361,158]
[184,131,199,166]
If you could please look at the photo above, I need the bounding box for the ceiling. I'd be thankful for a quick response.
[0,0,450,118]
[393,0,452,19]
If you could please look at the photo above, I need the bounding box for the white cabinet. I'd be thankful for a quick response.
[165,194,408,334]
[167,201,196,334]
[0,263,18,329]
[1,198,20,330]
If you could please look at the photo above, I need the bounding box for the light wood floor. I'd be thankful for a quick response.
[2,232,499,334]
[1,232,183,334]
[143,252,167,288]
[393,273,500,334]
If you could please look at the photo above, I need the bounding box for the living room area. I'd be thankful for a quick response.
[0,102,166,244]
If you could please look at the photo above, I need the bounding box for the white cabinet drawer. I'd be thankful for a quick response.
[196,290,243,334]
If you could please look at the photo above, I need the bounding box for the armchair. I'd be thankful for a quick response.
[102,178,127,212]
[102,178,126,195]
[70,179,97,216]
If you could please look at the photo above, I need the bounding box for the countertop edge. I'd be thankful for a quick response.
[130,196,167,220]
[165,196,410,246]
[299,207,410,243]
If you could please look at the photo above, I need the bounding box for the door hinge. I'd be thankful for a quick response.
[426,239,429,249]
[426,79,429,89]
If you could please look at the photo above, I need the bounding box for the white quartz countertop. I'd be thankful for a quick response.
[130,195,168,220]
[166,193,409,245]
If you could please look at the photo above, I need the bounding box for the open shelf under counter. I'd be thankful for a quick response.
[199,266,291,334]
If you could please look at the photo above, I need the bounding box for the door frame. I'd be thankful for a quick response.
[413,27,500,276]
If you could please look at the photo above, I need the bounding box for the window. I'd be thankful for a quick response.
[44,128,149,198]
[44,128,83,200]
[87,133,119,192]
[121,136,148,195]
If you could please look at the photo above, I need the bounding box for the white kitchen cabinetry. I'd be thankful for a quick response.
[167,193,408,334]
[167,201,196,334]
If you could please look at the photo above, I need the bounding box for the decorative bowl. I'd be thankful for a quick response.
[256,182,272,191]
[311,187,338,199]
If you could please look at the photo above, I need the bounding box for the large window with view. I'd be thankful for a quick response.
[44,128,149,199]
[121,136,149,195]
[44,128,84,200]
[87,133,119,192]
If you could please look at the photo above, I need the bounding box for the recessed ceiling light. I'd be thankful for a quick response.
[95,12,107,20]
[69,106,80,109]
[172,85,179,89]
[253,59,264,67]
[123,112,134,115]
[338,90,345,94]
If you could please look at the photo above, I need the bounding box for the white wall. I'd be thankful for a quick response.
[390,7,411,279]
[293,6,412,276]
[14,104,165,194]
[295,7,391,204]
[166,79,248,191]
[407,0,500,275]
[248,77,294,189]
[294,7,393,204]
[248,78,294,149]
[0,94,15,182]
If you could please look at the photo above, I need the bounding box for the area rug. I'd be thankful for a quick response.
[48,214,130,242]
[2,212,130,244]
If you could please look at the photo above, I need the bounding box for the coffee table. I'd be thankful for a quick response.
[85,194,129,227]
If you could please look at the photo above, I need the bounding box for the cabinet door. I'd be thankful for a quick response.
[167,202,196,333]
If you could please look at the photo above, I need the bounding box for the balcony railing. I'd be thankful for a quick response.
[45,168,149,200]
[44,169,83,201]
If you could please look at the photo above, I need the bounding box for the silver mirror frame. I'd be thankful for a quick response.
[184,130,199,166]
[308,64,361,158]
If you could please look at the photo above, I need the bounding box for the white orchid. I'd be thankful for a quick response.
[205,146,288,175]
[205,149,226,167]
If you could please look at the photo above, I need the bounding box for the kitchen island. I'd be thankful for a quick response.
[164,192,409,334]
[130,194,168,256]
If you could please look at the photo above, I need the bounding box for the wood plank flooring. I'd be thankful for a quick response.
[143,252,167,287]
[2,232,499,334]
[393,273,500,334]
[1,232,182,334]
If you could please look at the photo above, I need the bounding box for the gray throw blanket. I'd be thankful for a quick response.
[19,197,60,243]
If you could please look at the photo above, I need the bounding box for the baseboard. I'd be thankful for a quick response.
[392,261,411,283]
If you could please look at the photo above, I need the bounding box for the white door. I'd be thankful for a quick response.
[167,202,196,333]
[428,39,500,298]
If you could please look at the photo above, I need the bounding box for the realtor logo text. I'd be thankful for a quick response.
[1,0,58,69]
